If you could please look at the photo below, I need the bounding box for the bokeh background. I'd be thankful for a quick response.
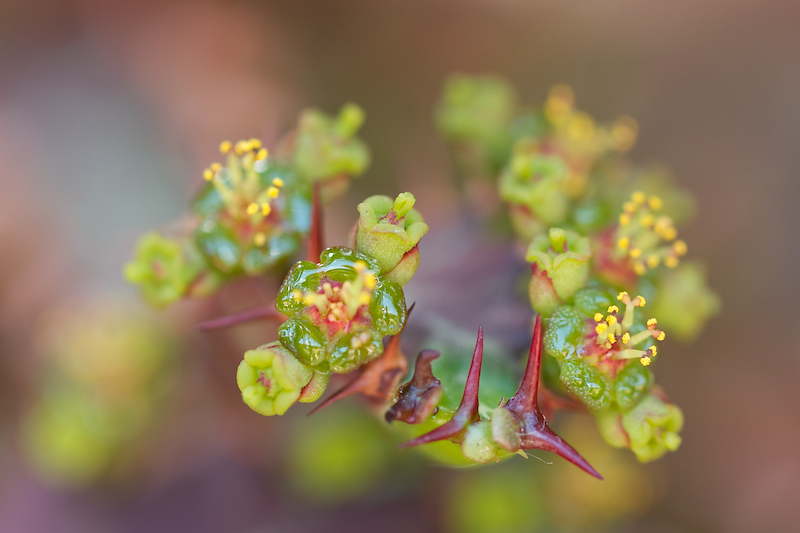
[1,0,799,532]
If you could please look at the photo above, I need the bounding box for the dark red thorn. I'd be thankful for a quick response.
[306,181,324,262]
[308,303,415,415]
[500,315,602,479]
[385,349,442,424]
[399,326,484,449]
[198,306,286,331]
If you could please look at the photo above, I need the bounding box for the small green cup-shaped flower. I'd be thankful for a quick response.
[596,392,684,462]
[236,342,317,416]
[651,261,720,342]
[124,232,208,308]
[526,228,591,316]
[436,74,517,173]
[293,103,370,187]
[275,247,407,374]
[353,192,429,286]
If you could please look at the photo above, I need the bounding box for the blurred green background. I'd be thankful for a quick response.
[0,0,798,531]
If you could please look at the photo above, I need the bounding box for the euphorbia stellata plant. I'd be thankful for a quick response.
[126,80,718,479]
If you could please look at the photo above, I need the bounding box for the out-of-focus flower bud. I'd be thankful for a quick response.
[526,227,591,316]
[651,261,720,342]
[352,192,429,286]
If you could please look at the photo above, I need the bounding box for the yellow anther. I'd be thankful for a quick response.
[607,305,619,314]
[595,323,608,334]
[267,186,280,198]
[635,296,645,307]
[261,203,272,216]
[256,148,268,160]
[249,138,262,149]
[594,313,604,322]
[271,177,284,188]
[657,331,666,341]
[358,292,371,306]
[303,294,317,306]
[647,318,658,328]
[673,240,688,256]
[648,196,663,210]
[619,213,631,226]
[354,261,367,272]
[640,214,655,228]
[649,345,658,357]
[647,255,660,268]
[246,203,260,215]
[219,140,232,154]
[235,140,251,155]
[665,256,679,268]
[618,237,630,250]
[606,314,618,326]
[203,169,213,181]
[210,163,222,172]
[640,356,651,366]
[608,333,616,344]
[617,291,629,302]
[364,273,377,289]
[623,201,636,213]
[634,262,647,275]
[292,290,303,301]
[632,191,646,204]
[630,248,642,259]
[622,332,631,344]
[254,233,266,247]
[661,226,678,241]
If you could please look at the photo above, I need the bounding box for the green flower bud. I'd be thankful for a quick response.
[526,228,591,315]
[292,103,370,191]
[651,261,720,342]
[275,247,406,374]
[236,342,317,416]
[124,232,208,308]
[597,393,684,462]
[353,192,429,286]
[559,357,612,411]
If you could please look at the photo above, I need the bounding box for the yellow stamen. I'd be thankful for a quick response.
[657,331,666,341]
[619,213,631,226]
[640,214,655,228]
[303,294,317,306]
[292,290,303,301]
[219,140,232,154]
[623,201,636,213]
[254,232,266,247]
[665,256,679,268]
[354,261,367,272]
[630,248,642,259]
[261,203,272,216]
[364,273,377,289]
[594,313,604,322]
[649,345,658,357]
[617,291,629,302]
[257,148,268,160]
[271,177,284,187]
[647,318,658,328]
[267,186,280,198]
[647,255,660,268]
[203,169,213,181]
[640,356,651,366]
[596,323,608,334]
[634,263,647,275]
[210,163,222,172]
[607,305,619,314]
[648,196,663,210]
[634,296,645,307]
[606,315,617,326]
[631,191,646,204]
[246,203,259,215]
[249,138,262,149]
[608,333,616,344]
[618,237,630,249]
[673,240,688,256]
[235,140,250,155]
[358,292,371,306]
[622,332,631,344]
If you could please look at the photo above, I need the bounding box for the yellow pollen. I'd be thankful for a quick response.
[303,294,317,306]
[257,148,268,160]
[608,333,616,344]
[630,248,642,259]
[673,240,688,256]
[254,233,266,246]
[354,261,367,272]
[641,214,655,228]
[364,273,377,289]
[203,169,213,181]
[595,323,608,334]
[594,313,604,322]
[623,201,636,213]
[640,356,651,366]
[647,255,660,268]
[267,186,280,198]
[665,256,679,268]
[635,296,645,307]
[292,290,303,301]
[607,305,619,314]
[649,345,658,356]
[631,191,646,204]
[617,291,629,302]
[657,331,666,341]
[210,163,222,172]
[647,318,658,327]
[606,315,617,326]
[249,138,262,149]
[235,140,251,155]
[622,332,631,344]
[219,140,232,154]
[618,237,630,249]
[619,213,631,226]
[261,203,272,216]
[648,196,663,210]
[358,292,371,306]
[662,227,678,241]
[246,203,259,215]
[272,177,285,188]
[634,263,647,275]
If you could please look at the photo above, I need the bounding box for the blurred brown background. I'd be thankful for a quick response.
[1,0,799,532]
